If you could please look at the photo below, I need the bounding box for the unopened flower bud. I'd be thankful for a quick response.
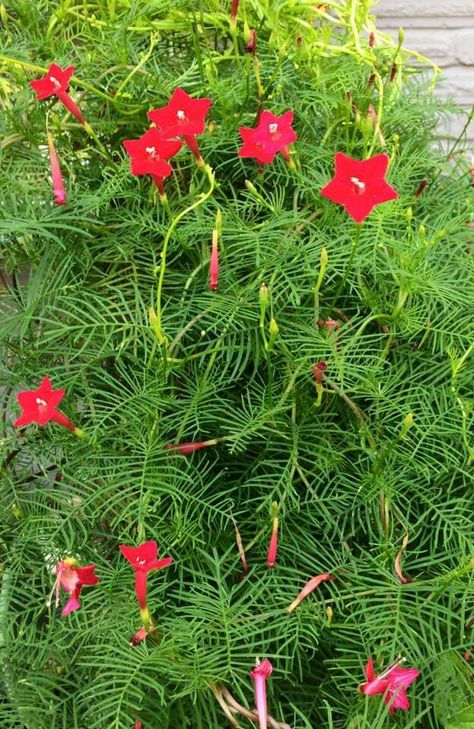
[400,413,414,439]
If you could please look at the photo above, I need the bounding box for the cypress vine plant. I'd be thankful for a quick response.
[0,1,473,728]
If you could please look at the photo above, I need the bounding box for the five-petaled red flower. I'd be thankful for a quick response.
[239,110,297,165]
[119,540,172,611]
[50,558,100,616]
[360,657,420,714]
[15,376,77,432]
[148,88,212,161]
[123,128,182,197]
[30,63,86,125]
[320,152,398,222]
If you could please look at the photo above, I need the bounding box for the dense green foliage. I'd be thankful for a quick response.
[1,1,473,727]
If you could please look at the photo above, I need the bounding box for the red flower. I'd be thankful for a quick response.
[14,376,79,433]
[30,63,86,125]
[119,541,172,629]
[320,152,398,222]
[360,657,420,714]
[123,128,182,197]
[148,88,212,161]
[239,110,297,166]
[49,558,100,616]
[47,132,66,205]
[249,659,273,729]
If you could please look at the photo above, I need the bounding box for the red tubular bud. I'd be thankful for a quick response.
[230,0,239,23]
[389,63,398,83]
[47,132,66,205]
[209,230,219,291]
[166,439,218,455]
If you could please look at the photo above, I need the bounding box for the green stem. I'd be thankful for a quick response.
[155,164,216,345]
[332,222,362,305]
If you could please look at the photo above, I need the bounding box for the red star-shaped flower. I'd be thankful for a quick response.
[15,376,77,432]
[50,558,100,616]
[148,88,212,161]
[30,63,85,125]
[239,110,297,165]
[320,152,399,222]
[120,540,173,627]
[123,128,182,197]
[30,63,74,99]
[119,540,173,573]
[360,657,420,715]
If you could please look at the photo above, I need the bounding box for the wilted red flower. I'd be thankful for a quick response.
[49,558,100,616]
[148,88,212,162]
[30,63,86,125]
[47,132,66,205]
[14,376,80,433]
[287,572,334,612]
[120,541,172,629]
[360,657,420,714]
[415,179,427,198]
[312,361,327,384]
[320,152,398,222]
[239,110,297,166]
[249,658,273,729]
[123,128,182,198]
[130,626,148,646]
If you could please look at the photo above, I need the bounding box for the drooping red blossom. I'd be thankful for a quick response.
[312,361,327,385]
[119,541,172,630]
[134,722,143,729]
[239,110,297,166]
[287,572,334,613]
[30,63,86,125]
[209,231,219,291]
[148,88,212,162]
[166,438,218,455]
[318,319,341,334]
[14,376,79,433]
[49,558,100,616]
[369,31,375,47]
[123,128,182,197]
[249,659,273,729]
[389,63,398,83]
[320,152,398,222]
[266,503,279,568]
[47,132,66,205]
[360,657,420,715]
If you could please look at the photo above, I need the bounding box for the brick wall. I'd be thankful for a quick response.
[376,0,474,139]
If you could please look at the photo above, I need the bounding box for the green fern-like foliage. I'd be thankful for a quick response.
[1,1,473,728]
